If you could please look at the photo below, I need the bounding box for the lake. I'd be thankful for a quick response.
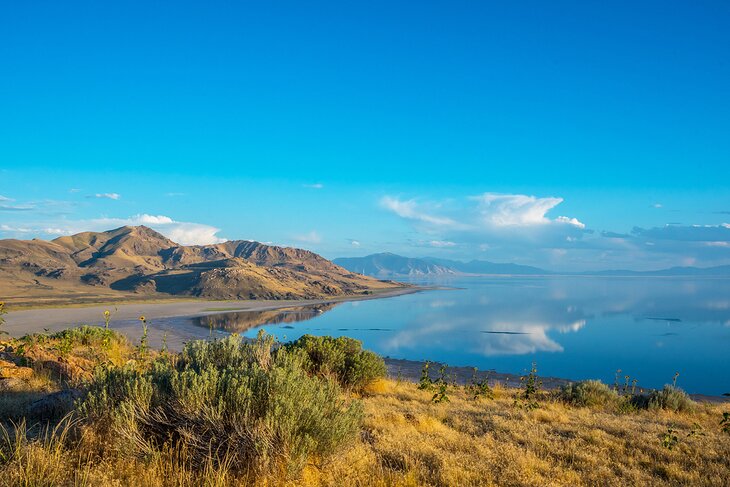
[193,276,729,395]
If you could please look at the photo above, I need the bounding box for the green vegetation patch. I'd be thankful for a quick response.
[285,334,387,392]
[77,332,363,478]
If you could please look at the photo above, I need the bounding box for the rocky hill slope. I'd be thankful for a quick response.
[0,226,403,305]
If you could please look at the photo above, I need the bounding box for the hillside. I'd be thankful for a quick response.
[0,226,403,305]
[334,253,548,277]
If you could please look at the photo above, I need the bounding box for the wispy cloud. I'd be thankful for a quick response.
[348,239,361,247]
[89,193,121,200]
[429,240,456,247]
[0,204,35,211]
[303,183,324,190]
[0,195,13,201]
[293,230,322,244]
[380,196,458,227]
[632,223,730,242]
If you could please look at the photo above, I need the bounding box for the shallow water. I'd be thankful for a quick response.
[183,277,729,395]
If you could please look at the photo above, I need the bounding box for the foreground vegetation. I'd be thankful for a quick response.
[0,317,729,486]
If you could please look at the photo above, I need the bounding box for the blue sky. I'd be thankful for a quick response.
[1,1,729,270]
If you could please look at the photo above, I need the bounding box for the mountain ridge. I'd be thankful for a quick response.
[333,253,549,277]
[334,252,730,278]
[0,226,403,305]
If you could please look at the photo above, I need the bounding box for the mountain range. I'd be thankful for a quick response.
[0,226,403,306]
[334,253,730,278]
[333,253,547,277]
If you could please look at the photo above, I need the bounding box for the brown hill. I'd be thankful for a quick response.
[0,226,403,305]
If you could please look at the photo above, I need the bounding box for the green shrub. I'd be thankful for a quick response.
[560,380,619,408]
[647,385,695,412]
[49,325,119,347]
[77,333,363,478]
[285,335,386,391]
[0,301,7,335]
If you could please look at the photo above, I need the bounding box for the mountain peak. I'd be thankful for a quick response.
[0,227,403,304]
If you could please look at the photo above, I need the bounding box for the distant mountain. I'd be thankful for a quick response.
[335,252,730,278]
[423,257,550,276]
[0,226,404,305]
[333,253,549,277]
[582,265,730,277]
[333,253,456,278]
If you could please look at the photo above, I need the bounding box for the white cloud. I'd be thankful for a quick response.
[430,240,456,247]
[91,193,121,200]
[0,195,13,201]
[93,214,226,245]
[0,224,32,233]
[293,231,322,244]
[381,192,587,249]
[162,223,226,246]
[472,193,583,227]
[136,214,174,224]
[0,204,35,211]
[69,188,81,194]
[349,239,361,247]
[303,183,324,190]
[555,216,586,229]
[380,196,457,227]
[652,203,663,208]
[0,214,227,246]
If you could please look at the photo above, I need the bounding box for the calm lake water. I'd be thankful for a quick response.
[194,277,730,395]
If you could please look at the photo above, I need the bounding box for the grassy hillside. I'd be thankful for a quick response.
[0,321,728,486]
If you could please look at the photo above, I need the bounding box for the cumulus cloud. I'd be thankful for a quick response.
[471,193,582,227]
[381,193,588,252]
[90,193,121,200]
[136,214,174,224]
[93,214,226,245]
[349,239,361,247]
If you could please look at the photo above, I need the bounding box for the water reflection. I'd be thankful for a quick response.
[186,277,730,394]
[195,303,338,333]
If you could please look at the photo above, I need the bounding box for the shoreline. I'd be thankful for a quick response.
[5,285,728,402]
[2,286,424,338]
[382,357,730,404]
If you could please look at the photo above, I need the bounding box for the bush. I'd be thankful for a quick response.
[560,380,619,408]
[285,335,386,391]
[647,385,695,412]
[77,333,363,479]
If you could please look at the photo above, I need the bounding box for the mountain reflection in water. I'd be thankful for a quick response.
[195,303,339,333]
[183,277,730,394]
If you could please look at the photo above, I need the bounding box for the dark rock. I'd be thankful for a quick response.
[26,389,82,420]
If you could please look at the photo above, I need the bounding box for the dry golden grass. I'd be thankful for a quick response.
[308,379,730,487]
[1,377,728,486]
